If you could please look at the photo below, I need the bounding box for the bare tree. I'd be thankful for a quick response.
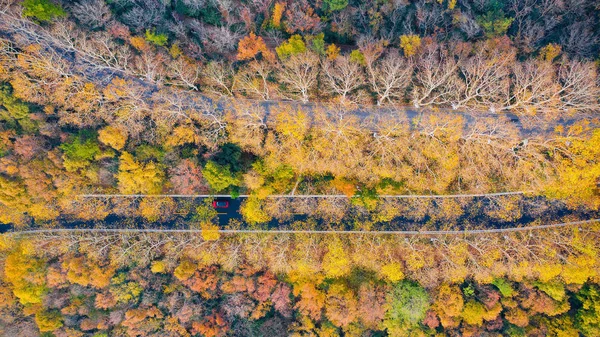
[70,0,112,30]
[278,52,319,103]
[167,56,201,90]
[458,13,482,39]
[453,43,514,111]
[121,3,166,33]
[503,59,599,115]
[321,55,365,105]
[414,0,447,35]
[200,25,244,55]
[131,49,167,84]
[202,61,235,97]
[503,60,561,114]
[412,43,462,108]
[560,20,599,58]
[227,102,267,152]
[557,60,600,113]
[365,50,413,106]
[234,60,278,100]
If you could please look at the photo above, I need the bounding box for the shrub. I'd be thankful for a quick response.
[145,29,168,46]
[22,0,66,23]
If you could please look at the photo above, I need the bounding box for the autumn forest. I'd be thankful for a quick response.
[0,0,600,336]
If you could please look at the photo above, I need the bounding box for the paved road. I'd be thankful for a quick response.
[212,197,243,226]
[79,192,530,226]
[5,219,599,236]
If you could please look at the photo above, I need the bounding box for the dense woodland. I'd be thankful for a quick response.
[1,225,600,336]
[1,0,600,335]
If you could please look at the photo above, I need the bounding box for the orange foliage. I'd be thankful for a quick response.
[183,266,219,299]
[294,283,325,320]
[192,311,229,337]
[237,32,274,62]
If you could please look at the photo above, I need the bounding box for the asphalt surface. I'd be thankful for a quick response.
[212,197,243,226]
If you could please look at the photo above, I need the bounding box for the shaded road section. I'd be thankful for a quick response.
[5,219,599,236]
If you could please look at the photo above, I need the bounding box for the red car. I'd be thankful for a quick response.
[212,200,229,209]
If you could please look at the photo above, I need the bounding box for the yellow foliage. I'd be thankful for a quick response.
[129,36,149,52]
[535,263,562,283]
[433,284,464,328]
[165,125,198,148]
[4,246,47,305]
[174,259,197,281]
[27,202,59,221]
[322,238,351,278]
[240,197,272,224]
[117,152,165,194]
[63,256,91,287]
[138,198,176,222]
[288,260,323,284]
[380,262,405,282]
[151,261,166,274]
[90,264,115,289]
[561,263,595,285]
[271,2,286,28]
[326,44,340,60]
[275,107,309,141]
[505,307,529,327]
[201,222,221,241]
[98,126,127,150]
[400,35,422,57]
[460,301,486,326]
[405,251,426,271]
[539,43,561,61]
[460,301,501,326]
[169,43,183,58]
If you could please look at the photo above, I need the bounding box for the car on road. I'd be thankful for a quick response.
[212,200,229,209]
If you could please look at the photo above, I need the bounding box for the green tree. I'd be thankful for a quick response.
[576,285,600,336]
[22,0,66,22]
[349,50,365,66]
[109,273,143,304]
[35,309,63,332]
[60,134,101,172]
[145,29,168,46]
[276,35,306,59]
[383,281,429,333]
[477,5,514,38]
[492,278,514,297]
[202,160,240,192]
[322,0,348,12]
[534,280,566,301]
[0,83,35,132]
[308,33,326,55]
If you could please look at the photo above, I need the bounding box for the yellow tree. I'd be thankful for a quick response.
[322,238,351,278]
[98,126,127,150]
[4,245,48,305]
[117,152,165,194]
